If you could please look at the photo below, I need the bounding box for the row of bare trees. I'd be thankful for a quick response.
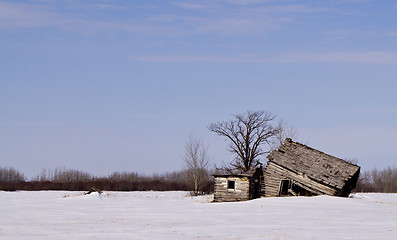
[32,167,92,182]
[356,167,397,193]
[0,166,214,192]
[2,164,396,193]
[0,167,26,182]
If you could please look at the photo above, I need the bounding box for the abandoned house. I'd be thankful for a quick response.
[213,167,262,202]
[263,138,360,197]
[213,138,360,202]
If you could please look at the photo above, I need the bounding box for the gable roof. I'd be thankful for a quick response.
[266,138,360,190]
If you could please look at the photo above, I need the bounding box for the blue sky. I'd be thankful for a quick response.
[1,0,396,178]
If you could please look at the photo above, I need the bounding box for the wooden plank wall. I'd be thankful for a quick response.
[213,177,250,202]
[263,162,338,197]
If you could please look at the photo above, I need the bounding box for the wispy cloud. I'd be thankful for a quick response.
[254,4,326,14]
[0,121,63,127]
[222,0,278,5]
[0,0,389,44]
[0,1,57,29]
[385,31,397,37]
[280,51,397,64]
[0,1,176,35]
[130,55,242,63]
[173,2,215,10]
[131,51,397,64]
[22,122,63,127]
[89,3,125,10]
[193,17,285,36]
[337,0,369,3]
[333,107,397,115]
[323,29,374,40]
[0,1,326,37]
[324,29,397,41]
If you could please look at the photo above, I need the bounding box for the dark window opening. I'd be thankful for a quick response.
[279,180,316,196]
[279,180,291,196]
[227,180,235,190]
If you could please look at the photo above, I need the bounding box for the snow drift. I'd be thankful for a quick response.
[0,191,396,239]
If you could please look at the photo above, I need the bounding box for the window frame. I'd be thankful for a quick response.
[227,180,235,190]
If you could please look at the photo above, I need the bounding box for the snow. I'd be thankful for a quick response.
[1,191,396,239]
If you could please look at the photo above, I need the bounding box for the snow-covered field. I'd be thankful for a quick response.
[1,191,396,239]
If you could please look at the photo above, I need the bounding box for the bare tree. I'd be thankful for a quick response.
[0,167,26,182]
[272,119,299,149]
[208,110,280,173]
[183,134,209,196]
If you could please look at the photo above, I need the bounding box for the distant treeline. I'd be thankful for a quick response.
[355,166,397,193]
[1,166,397,193]
[0,167,214,194]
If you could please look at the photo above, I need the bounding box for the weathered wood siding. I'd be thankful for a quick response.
[213,177,251,202]
[263,161,337,197]
[264,138,360,197]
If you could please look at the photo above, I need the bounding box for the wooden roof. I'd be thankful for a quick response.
[212,167,261,178]
[266,138,360,190]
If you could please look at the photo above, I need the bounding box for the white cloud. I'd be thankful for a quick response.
[130,55,241,63]
[323,29,375,40]
[0,1,56,29]
[0,1,326,37]
[332,107,397,115]
[173,2,215,10]
[193,17,282,36]
[0,121,63,127]
[0,0,385,43]
[89,3,124,10]
[22,122,63,127]
[130,51,397,64]
[336,0,370,4]
[324,29,397,40]
[275,51,397,64]
[222,0,278,5]
[174,0,321,14]
[254,4,326,14]
[385,31,397,37]
[0,1,178,35]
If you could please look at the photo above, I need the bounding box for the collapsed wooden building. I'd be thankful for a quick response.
[213,138,360,202]
[263,138,360,197]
